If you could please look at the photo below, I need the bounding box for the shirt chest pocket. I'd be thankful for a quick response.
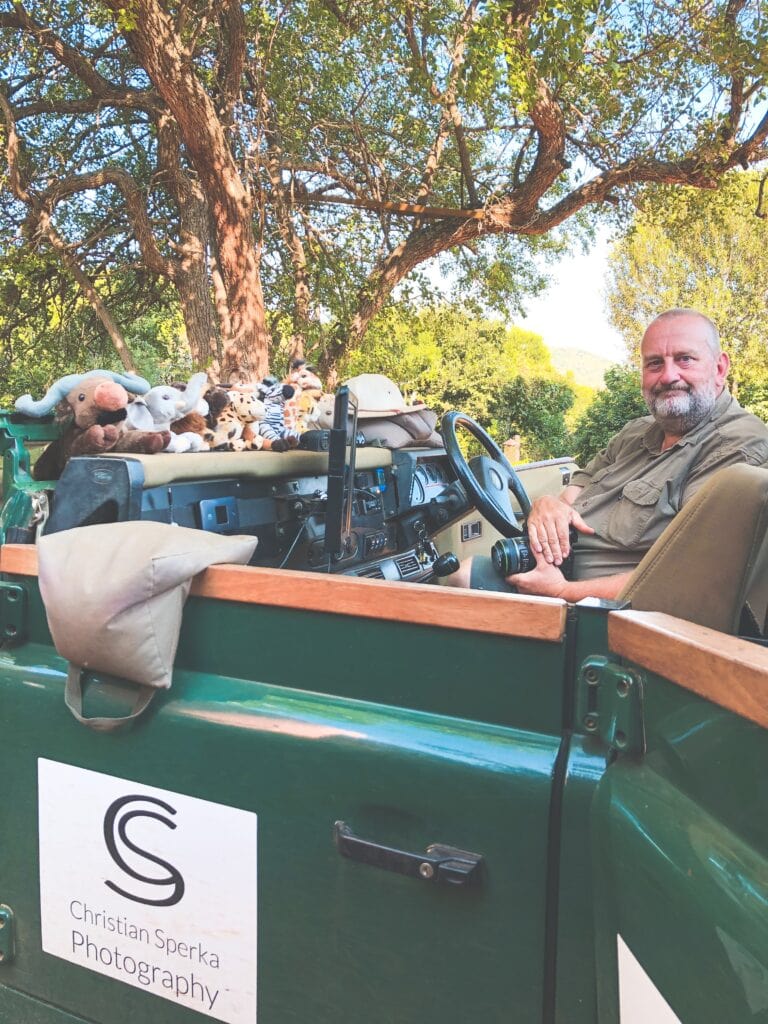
[605,479,663,549]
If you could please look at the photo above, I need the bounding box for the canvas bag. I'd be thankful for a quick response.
[38,521,258,731]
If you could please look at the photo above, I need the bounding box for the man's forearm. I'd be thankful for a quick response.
[558,572,632,603]
[559,484,584,506]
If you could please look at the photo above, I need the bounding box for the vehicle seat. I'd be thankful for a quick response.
[618,464,768,635]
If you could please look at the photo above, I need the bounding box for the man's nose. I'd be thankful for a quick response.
[658,359,681,385]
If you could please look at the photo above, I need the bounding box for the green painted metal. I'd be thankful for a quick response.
[0,583,28,646]
[0,529,765,1022]
[0,412,59,542]
[549,599,621,1024]
[591,666,768,1024]
[0,985,93,1024]
[0,571,566,1024]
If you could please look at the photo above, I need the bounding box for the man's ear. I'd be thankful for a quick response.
[715,350,731,390]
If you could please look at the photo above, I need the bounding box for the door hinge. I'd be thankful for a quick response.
[0,582,27,646]
[576,656,645,757]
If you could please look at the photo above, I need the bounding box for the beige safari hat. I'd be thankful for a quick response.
[344,374,426,419]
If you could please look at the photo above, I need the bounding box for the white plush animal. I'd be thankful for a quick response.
[125,372,209,452]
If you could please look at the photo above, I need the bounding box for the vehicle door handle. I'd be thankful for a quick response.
[334,821,483,886]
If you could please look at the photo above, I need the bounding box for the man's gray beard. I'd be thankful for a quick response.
[644,383,718,434]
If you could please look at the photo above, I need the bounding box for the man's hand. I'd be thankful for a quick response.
[526,490,594,565]
[506,552,569,598]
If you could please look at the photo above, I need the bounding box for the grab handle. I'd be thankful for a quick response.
[334,821,483,887]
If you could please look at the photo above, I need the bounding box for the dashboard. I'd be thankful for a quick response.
[273,449,468,583]
[41,447,471,585]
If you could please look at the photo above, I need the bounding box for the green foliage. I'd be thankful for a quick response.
[339,302,576,458]
[564,379,596,431]
[491,376,575,461]
[122,309,194,385]
[0,248,187,406]
[739,375,768,423]
[340,303,555,419]
[569,365,648,467]
[605,171,768,421]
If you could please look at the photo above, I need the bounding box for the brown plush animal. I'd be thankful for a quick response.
[16,372,170,480]
[283,362,324,434]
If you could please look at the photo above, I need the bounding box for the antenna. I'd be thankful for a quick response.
[323,386,359,561]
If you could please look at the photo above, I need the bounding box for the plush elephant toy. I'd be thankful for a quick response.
[15,370,170,480]
[124,372,209,452]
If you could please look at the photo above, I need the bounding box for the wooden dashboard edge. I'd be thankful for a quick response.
[1,543,566,642]
[608,609,768,730]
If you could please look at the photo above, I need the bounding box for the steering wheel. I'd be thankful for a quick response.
[441,412,531,538]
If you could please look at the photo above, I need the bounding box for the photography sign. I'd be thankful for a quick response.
[38,759,257,1023]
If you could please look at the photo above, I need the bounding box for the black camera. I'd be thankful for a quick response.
[491,528,577,579]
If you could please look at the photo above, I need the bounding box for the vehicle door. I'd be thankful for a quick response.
[581,608,768,1024]
[0,544,570,1024]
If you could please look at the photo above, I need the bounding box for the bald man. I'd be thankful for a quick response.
[449,309,768,600]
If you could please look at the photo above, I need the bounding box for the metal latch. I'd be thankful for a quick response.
[334,821,483,886]
[0,905,16,964]
[0,583,27,646]
[576,656,645,757]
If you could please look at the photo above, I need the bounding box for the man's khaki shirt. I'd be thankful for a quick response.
[569,391,768,580]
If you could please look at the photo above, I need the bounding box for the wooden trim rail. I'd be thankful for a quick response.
[0,543,567,643]
[609,610,768,731]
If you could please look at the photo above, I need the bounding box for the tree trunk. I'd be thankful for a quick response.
[157,116,221,372]
[110,0,270,381]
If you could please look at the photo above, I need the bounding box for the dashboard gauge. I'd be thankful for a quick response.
[410,475,426,506]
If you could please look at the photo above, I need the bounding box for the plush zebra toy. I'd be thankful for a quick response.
[256,378,301,452]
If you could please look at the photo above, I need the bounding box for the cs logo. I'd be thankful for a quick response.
[103,795,185,907]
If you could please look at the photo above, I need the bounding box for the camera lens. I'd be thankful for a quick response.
[491,536,536,576]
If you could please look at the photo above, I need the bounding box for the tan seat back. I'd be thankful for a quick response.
[619,464,768,635]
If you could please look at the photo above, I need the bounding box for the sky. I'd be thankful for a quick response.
[516,231,627,362]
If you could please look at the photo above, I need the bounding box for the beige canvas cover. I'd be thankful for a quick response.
[38,522,258,730]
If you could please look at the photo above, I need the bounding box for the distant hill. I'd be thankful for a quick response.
[549,348,616,389]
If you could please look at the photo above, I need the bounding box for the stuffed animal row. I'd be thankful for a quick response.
[202,378,301,452]
[16,364,327,479]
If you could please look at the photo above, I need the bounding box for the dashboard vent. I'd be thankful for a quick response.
[358,565,385,580]
[396,553,421,579]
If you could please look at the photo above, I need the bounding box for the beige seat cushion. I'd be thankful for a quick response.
[619,464,768,634]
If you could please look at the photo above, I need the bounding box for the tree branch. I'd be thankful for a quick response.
[0,8,161,114]
[501,4,567,216]
[1,80,136,369]
[216,0,246,123]
[401,1,481,207]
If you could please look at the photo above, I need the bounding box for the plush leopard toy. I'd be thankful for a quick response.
[204,385,299,452]
[203,387,265,451]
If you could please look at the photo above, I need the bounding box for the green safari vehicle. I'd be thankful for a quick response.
[0,393,765,1024]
